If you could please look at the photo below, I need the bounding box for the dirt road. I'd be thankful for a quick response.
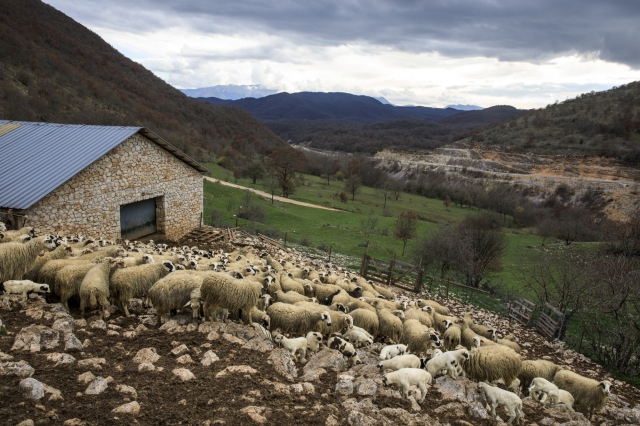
[205,177,343,212]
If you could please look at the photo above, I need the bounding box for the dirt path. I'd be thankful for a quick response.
[205,177,343,212]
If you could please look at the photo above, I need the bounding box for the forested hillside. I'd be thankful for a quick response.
[0,0,286,161]
[461,83,640,161]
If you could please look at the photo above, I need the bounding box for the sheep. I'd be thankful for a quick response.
[274,289,312,304]
[343,328,373,348]
[403,319,441,356]
[404,307,434,328]
[377,354,425,371]
[294,301,354,335]
[553,369,612,420]
[518,360,563,393]
[363,297,406,311]
[379,344,408,360]
[306,331,323,355]
[327,336,361,367]
[345,299,376,313]
[79,257,126,317]
[443,321,462,350]
[1,280,50,309]
[24,244,73,281]
[56,260,104,311]
[425,348,469,380]
[382,368,432,403]
[462,345,522,390]
[458,320,483,349]
[0,235,56,283]
[201,272,264,325]
[0,226,34,243]
[78,246,128,261]
[109,261,175,316]
[0,222,6,232]
[370,283,394,299]
[265,255,283,273]
[303,282,346,304]
[372,300,404,343]
[423,306,457,334]
[416,299,449,315]
[497,334,521,354]
[463,312,497,340]
[149,271,207,325]
[349,308,379,337]
[280,272,305,294]
[273,332,308,361]
[529,378,575,412]
[266,302,332,336]
[257,294,272,312]
[477,382,523,425]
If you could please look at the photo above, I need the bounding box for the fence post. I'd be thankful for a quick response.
[556,308,567,340]
[387,256,396,286]
[414,257,423,293]
[328,245,332,263]
[360,254,368,278]
[284,232,287,247]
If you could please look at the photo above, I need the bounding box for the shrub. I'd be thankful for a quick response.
[317,242,330,252]
[382,208,393,217]
[299,237,312,247]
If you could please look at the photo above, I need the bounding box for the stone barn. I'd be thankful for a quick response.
[0,121,209,241]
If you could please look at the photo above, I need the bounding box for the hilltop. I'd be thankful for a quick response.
[0,0,286,161]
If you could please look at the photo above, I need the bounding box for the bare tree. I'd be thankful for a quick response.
[443,195,451,211]
[266,147,307,197]
[394,211,419,256]
[344,175,362,201]
[377,179,391,209]
[456,220,507,288]
[360,215,379,245]
[262,171,279,204]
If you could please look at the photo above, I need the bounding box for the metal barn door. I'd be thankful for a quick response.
[120,198,157,240]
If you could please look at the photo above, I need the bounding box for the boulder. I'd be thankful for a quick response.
[132,348,160,364]
[171,344,189,356]
[85,377,108,395]
[63,419,85,426]
[11,325,60,352]
[17,420,35,426]
[354,377,377,396]
[201,351,220,367]
[176,355,194,364]
[112,401,140,416]
[240,406,267,424]
[267,349,297,382]
[45,353,76,367]
[0,360,35,379]
[77,372,96,384]
[304,348,345,374]
[172,368,195,381]
[138,363,156,372]
[0,351,13,362]
[51,317,74,335]
[89,320,106,330]
[20,378,44,400]
[64,334,84,352]
[242,338,274,353]
[77,358,107,370]
[43,384,63,401]
[115,384,137,399]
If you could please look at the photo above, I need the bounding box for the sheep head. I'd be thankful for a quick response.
[321,311,332,326]
[162,261,175,273]
[600,380,612,396]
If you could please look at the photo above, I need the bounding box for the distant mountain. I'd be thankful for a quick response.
[447,104,483,111]
[439,105,524,127]
[197,92,461,124]
[375,97,392,105]
[181,85,277,100]
[0,0,286,161]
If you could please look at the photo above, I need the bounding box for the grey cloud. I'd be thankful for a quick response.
[46,0,640,67]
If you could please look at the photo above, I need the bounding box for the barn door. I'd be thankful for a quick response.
[120,198,157,240]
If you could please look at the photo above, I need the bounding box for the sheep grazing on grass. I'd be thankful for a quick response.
[0,235,56,283]
[79,257,126,317]
[149,270,207,325]
[477,382,523,425]
[110,261,175,316]
[24,244,73,281]
[553,369,612,420]
[518,360,563,393]
[462,345,522,390]
[266,302,331,336]
[1,280,50,309]
[425,348,469,380]
[379,344,408,360]
[349,308,379,337]
[273,332,308,361]
[383,368,432,403]
[403,319,441,356]
[201,272,264,325]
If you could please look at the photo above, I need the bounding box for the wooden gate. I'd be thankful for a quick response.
[360,255,423,292]
[509,299,536,327]
[536,303,565,339]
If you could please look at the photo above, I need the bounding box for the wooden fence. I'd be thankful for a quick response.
[360,255,423,292]
[509,299,536,327]
[536,303,565,339]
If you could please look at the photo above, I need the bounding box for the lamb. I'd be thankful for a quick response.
[342,328,373,348]
[372,300,404,343]
[553,369,612,420]
[201,272,264,325]
[349,308,379,337]
[403,319,441,356]
[518,360,563,393]
[382,368,432,403]
[327,336,361,367]
[24,244,73,281]
[257,294,272,312]
[0,235,56,283]
[273,332,308,361]
[110,261,175,316]
[149,270,208,325]
[529,377,575,411]
[79,257,126,317]
[266,302,332,335]
[1,280,50,309]
[377,354,425,371]
[462,345,522,390]
[477,382,523,425]
[306,331,323,355]
[425,348,469,379]
[379,344,408,360]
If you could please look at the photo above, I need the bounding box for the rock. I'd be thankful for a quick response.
[43,384,63,401]
[106,330,120,337]
[325,414,339,426]
[242,338,274,353]
[20,378,45,400]
[267,349,298,382]
[434,402,467,417]
[304,348,345,374]
[335,378,354,395]
[82,339,91,348]
[171,344,189,356]
[52,317,74,335]
[173,368,195,381]
[216,365,258,378]
[354,378,377,396]
[436,376,484,404]
[78,371,96,384]
[186,323,197,332]
[201,351,220,367]
[89,320,106,330]
[135,324,147,333]
[25,308,44,320]
[63,419,86,426]
[176,355,194,364]
[353,364,380,379]
[64,334,84,352]
[133,347,160,364]
[207,331,220,341]
[77,357,107,370]
[112,401,140,416]
[159,319,180,331]
[17,420,35,426]
[85,377,108,395]
[138,362,156,372]
[240,406,267,424]
[347,411,376,426]
[0,351,13,362]
[123,331,137,339]
[116,384,137,399]
[11,325,60,352]
[222,333,246,345]
[74,319,88,328]
[543,404,589,423]
[46,352,76,367]
[0,360,35,379]
[301,367,327,382]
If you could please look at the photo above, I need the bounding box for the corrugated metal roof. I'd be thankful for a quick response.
[0,121,210,210]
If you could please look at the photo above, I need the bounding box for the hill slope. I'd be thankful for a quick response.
[198,92,462,124]
[0,0,286,161]
[463,83,640,160]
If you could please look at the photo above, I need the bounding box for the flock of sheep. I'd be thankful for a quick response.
[0,224,613,423]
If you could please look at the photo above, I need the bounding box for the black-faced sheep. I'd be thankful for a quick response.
[553,369,612,420]
[201,272,264,325]
[110,261,175,316]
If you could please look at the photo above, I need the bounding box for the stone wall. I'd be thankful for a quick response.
[26,133,203,241]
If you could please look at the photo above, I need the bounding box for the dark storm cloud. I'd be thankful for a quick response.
[46,0,640,67]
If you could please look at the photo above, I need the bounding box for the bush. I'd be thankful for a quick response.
[0,326,7,335]
[236,204,266,223]
[382,208,393,217]
[299,236,312,246]
[257,227,282,239]
[317,242,330,252]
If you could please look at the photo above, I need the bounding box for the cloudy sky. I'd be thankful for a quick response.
[46,0,640,109]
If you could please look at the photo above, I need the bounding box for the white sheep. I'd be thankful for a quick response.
[266,302,332,336]
[477,382,523,425]
[201,272,265,325]
[273,332,308,361]
[425,348,469,380]
[377,354,426,372]
[110,261,175,316]
[79,257,126,317]
[306,331,323,355]
[342,328,373,348]
[379,344,408,360]
[529,377,575,411]
[403,319,441,356]
[1,280,51,309]
[0,235,56,283]
[382,368,432,403]
[148,270,206,325]
[553,370,612,419]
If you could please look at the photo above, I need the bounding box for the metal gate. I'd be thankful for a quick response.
[120,198,157,240]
